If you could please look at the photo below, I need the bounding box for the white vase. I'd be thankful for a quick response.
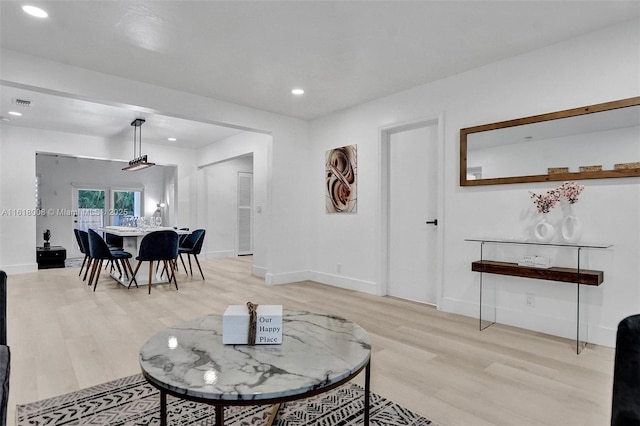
[534,214,555,242]
[561,205,582,243]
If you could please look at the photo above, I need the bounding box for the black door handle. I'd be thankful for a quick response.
[426,219,438,226]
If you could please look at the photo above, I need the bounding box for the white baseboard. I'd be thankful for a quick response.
[252,265,266,278]
[264,270,309,285]
[308,271,378,295]
[264,270,378,295]
[1,263,38,274]
[202,250,236,259]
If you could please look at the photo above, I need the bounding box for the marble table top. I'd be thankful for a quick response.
[139,310,371,402]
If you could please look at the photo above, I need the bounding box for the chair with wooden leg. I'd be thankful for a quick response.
[178,229,206,280]
[131,230,179,294]
[87,229,137,291]
[73,229,90,279]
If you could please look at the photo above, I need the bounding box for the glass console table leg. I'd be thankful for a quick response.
[479,242,496,331]
[576,247,588,354]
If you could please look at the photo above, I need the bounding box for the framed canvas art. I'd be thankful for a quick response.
[326,145,357,213]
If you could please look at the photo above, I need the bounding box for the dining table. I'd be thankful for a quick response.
[97,226,190,288]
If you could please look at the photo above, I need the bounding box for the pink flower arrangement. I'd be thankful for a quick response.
[529,181,585,214]
[559,181,584,204]
[529,188,561,214]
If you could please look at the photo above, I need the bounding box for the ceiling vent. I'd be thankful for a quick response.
[13,98,32,107]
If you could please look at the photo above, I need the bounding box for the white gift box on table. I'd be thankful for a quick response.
[222,305,283,345]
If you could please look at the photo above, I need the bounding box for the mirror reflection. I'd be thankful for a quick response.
[460,97,640,186]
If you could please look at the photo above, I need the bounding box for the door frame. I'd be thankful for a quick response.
[379,114,445,307]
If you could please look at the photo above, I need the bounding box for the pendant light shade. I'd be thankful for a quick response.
[122,118,155,171]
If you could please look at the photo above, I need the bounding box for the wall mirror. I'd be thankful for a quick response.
[460,97,640,186]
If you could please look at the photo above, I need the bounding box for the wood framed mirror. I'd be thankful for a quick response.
[460,96,640,186]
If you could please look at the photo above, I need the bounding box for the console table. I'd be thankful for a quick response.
[466,238,612,354]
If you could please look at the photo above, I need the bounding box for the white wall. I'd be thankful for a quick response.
[308,19,640,347]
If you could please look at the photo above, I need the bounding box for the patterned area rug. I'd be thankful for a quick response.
[16,374,435,425]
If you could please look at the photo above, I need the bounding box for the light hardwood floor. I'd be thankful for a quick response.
[7,257,615,425]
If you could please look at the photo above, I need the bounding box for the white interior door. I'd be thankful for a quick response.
[388,124,438,304]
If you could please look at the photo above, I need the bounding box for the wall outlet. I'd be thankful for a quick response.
[337,263,342,273]
[526,293,535,307]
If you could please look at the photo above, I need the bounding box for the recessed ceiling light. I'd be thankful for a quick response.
[8,111,22,116]
[291,88,305,95]
[168,137,177,142]
[22,5,48,18]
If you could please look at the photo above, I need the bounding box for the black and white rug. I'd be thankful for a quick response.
[16,374,435,425]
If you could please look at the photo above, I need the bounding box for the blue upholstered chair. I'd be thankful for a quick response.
[87,229,137,291]
[178,229,206,280]
[0,271,10,426]
[73,229,90,278]
[612,314,640,425]
[77,230,95,282]
[131,230,179,294]
[105,233,123,250]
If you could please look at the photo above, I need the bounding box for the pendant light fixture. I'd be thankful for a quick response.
[122,118,155,171]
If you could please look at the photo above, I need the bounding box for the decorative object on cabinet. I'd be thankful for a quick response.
[325,144,357,213]
[465,238,611,354]
[460,96,640,186]
[43,229,51,248]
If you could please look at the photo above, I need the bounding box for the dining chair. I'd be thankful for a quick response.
[87,229,137,291]
[77,230,94,282]
[73,229,90,278]
[131,230,179,294]
[105,233,124,250]
[178,229,206,280]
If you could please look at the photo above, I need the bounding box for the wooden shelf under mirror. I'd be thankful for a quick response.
[460,96,640,186]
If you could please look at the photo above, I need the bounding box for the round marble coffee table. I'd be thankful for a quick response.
[139,310,371,426]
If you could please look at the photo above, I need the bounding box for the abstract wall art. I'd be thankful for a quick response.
[325,144,357,213]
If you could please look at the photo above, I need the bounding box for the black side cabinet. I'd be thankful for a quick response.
[37,246,66,269]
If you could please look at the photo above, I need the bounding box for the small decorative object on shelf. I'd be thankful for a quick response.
[614,161,640,170]
[43,229,51,249]
[579,165,602,172]
[517,255,553,268]
[530,181,585,243]
[530,188,560,242]
[559,181,584,243]
[548,167,569,174]
[223,303,283,345]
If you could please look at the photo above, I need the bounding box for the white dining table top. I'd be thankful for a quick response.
[97,226,190,237]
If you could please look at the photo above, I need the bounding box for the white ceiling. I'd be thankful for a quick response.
[1,1,639,147]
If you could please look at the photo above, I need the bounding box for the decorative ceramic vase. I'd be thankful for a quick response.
[534,214,555,242]
[561,205,582,243]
